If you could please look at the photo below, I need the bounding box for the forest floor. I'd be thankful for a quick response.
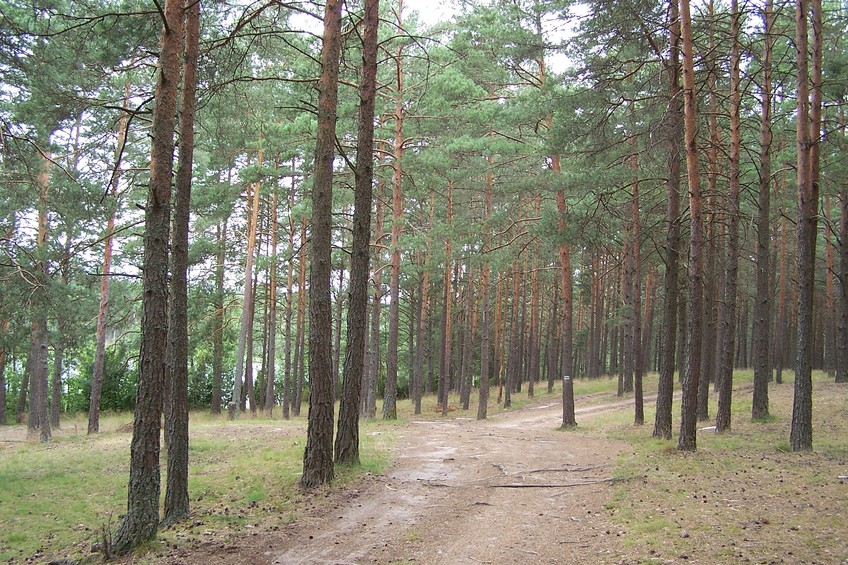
[148,379,848,565]
[160,395,634,565]
[5,376,847,564]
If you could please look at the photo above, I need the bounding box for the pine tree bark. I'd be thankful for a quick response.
[477,161,494,419]
[824,199,836,376]
[27,317,49,442]
[699,1,721,421]
[439,180,454,416]
[413,252,427,414]
[265,191,279,414]
[293,216,308,417]
[51,340,62,429]
[245,221,260,414]
[629,104,644,425]
[164,0,199,524]
[504,262,520,409]
[384,23,405,420]
[364,195,383,419]
[301,0,342,488]
[364,180,384,419]
[642,269,656,374]
[715,0,742,433]
[16,334,30,423]
[557,185,576,428]
[547,274,559,393]
[528,204,541,397]
[838,185,848,383]
[774,208,788,384]
[413,196,433,414]
[517,260,527,393]
[752,0,774,419]
[283,183,296,419]
[112,0,181,551]
[335,0,378,464]
[231,148,263,417]
[495,277,505,403]
[622,235,635,396]
[26,146,51,442]
[677,0,704,452]
[790,0,821,452]
[211,220,227,415]
[460,274,475,409]
[0,319,8,425]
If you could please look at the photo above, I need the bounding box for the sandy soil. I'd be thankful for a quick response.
[165,399,632,565]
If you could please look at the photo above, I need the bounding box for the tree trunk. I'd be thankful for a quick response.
[231,146,263,417]
[0,319,8,425]
[413,255,426,414]
[211,220,227,415]
[16,344,30,423]
[460,274,475,409]
[715,0,742,433]
[439,180,454,415]
[677,0,704,452]
[555,162,576,427]
[517,259,527,393]
[335,0,378,464]
[774,209,788,384]
[790,0,821,452]
[384,27,405,420]
[752,0,774,419]
[699,2,720,421]
[332,248,346,398]
[258,243,270,411]
[301,0,342,488]
[504,262,520,409]
[292,216,308,417]
[547,273,559,393]
[528,198,542,397]
[25,145,51,443]
[36,320,50,442]
[162,0,199,524]
[27,317,50,442]
[51,341,62,429]
[629,104,644,425]
[413,197,433,415]
[642,269,656,375]
[824,198,836,376]
[112,0,181,551]
[265,191,279,415]
[283,191,296,419]
[51,231,70,430]
[245,264,259,414]
[364,183,384,419]
[837,186,848,383]
[478,161,494,418]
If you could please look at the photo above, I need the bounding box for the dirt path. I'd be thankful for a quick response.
[260,400,631,565]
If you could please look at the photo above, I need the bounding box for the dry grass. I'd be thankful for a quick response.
[582,371,848,564]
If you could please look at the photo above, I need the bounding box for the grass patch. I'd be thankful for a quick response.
[592,371,848,564]
[0,407,393,562]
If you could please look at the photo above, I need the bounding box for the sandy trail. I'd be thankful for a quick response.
[268,400,630,565]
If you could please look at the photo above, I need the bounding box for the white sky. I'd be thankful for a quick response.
[405,1,457,26]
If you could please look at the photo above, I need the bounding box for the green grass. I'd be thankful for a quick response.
[0,409,392,562]
[0,430,130,561]
[0,377,576,562]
